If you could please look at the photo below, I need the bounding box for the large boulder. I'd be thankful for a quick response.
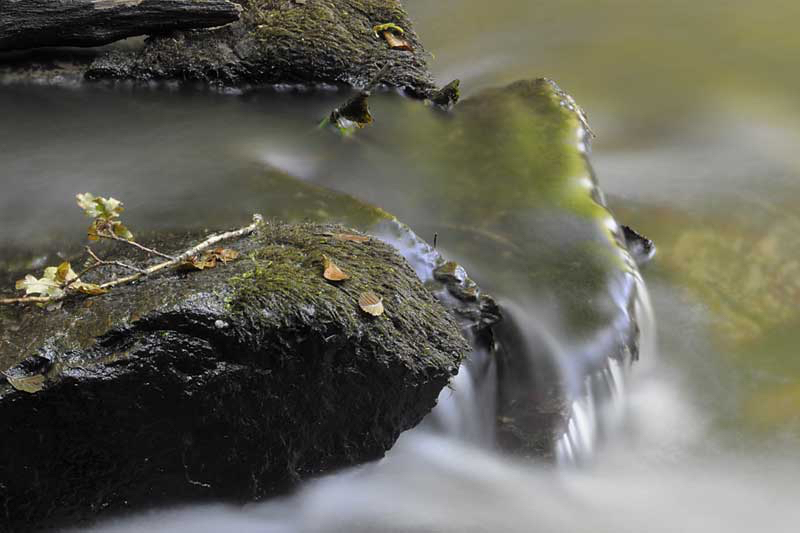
[0,222,469,531]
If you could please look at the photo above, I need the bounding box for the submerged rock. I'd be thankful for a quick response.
[0,222,469,531]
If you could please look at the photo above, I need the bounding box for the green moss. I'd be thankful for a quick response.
[88,0,436,95]
[226,223,463,371]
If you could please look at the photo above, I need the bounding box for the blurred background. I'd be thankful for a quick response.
[2,1,799,530]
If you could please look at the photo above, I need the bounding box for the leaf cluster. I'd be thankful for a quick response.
[76,192,134,241]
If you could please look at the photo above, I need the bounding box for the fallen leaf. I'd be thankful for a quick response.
[358,291,384,316]
[332,233,370,243]
[177,256,217,271]
[323,255,350,281]
[177,248,239,271]
[212,248,239,264]
[383,31,413,51]
[72,282,109,295]
[4,373,45,394]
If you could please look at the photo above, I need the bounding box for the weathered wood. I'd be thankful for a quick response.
[0,0,242,52]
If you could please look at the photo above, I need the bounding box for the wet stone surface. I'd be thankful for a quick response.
[0,222,469,531]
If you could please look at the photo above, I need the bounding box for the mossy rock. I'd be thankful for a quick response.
[86,0,436,96]
[0,222,469,531]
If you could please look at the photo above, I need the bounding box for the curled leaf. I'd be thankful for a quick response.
[322,255,350,282]
[358,291,384,316]
[212,248,239,264]
[55,262,77,284]
[177,248,239,272]
[177,256,217,271]
[383,31,412,51]
[72,282,109,296]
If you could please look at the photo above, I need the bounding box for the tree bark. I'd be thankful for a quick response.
[0,0,242,52]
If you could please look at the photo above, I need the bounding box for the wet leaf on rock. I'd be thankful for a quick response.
[177,248,240,271]
[72,282,109,296]
[212,248,240,263]
[4,373,45,394]
[358,291,384,316]
[322,255,350,281]
[383,32,413,51]
[331,233,370,243]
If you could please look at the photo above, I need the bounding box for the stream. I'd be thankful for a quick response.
[2,0,799,531]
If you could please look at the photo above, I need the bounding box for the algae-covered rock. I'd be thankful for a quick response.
[84,0,435,95]
[0,222,469,531]
[305,79,648,458]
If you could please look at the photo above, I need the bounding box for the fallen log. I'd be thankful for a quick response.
[0,0,242,52]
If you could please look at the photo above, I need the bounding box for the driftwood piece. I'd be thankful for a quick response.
[0,0,242,52]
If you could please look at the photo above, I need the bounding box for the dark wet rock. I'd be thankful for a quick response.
[83,0,436,95]
[426,79,460,110]
[327,90,373,135]
[0,222,469,531]
[622,224,656,266]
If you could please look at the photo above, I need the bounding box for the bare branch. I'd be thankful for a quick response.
[101,234,176,261]
[99,214,264,290]
[0,295,53,305]
[1,214,264,306]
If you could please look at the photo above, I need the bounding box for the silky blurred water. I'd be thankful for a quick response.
[2,0,800,531]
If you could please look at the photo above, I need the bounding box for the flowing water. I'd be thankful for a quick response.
[2,0,800,531]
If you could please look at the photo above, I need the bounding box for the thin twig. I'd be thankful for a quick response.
[85,247,147,275]
[99,214,264,290]
[102,233,175,260]
[0,295,53,305]
[0,214,264,306]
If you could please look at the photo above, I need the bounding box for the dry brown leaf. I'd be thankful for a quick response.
[383,31,413,51]
[323,255,350,282]
[332,233,370,243]
[212,248,239,264]
[5,373,45,394]
[72,282,109,296]
[177,256,217,271]
[177,248,239,271]
[358,291,384,316]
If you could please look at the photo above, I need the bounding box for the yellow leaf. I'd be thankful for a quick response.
[358,291,384,316]
[72,282,109,295]
[372,22,405,36]
[55,262,77,284]
[323,255,350,281]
